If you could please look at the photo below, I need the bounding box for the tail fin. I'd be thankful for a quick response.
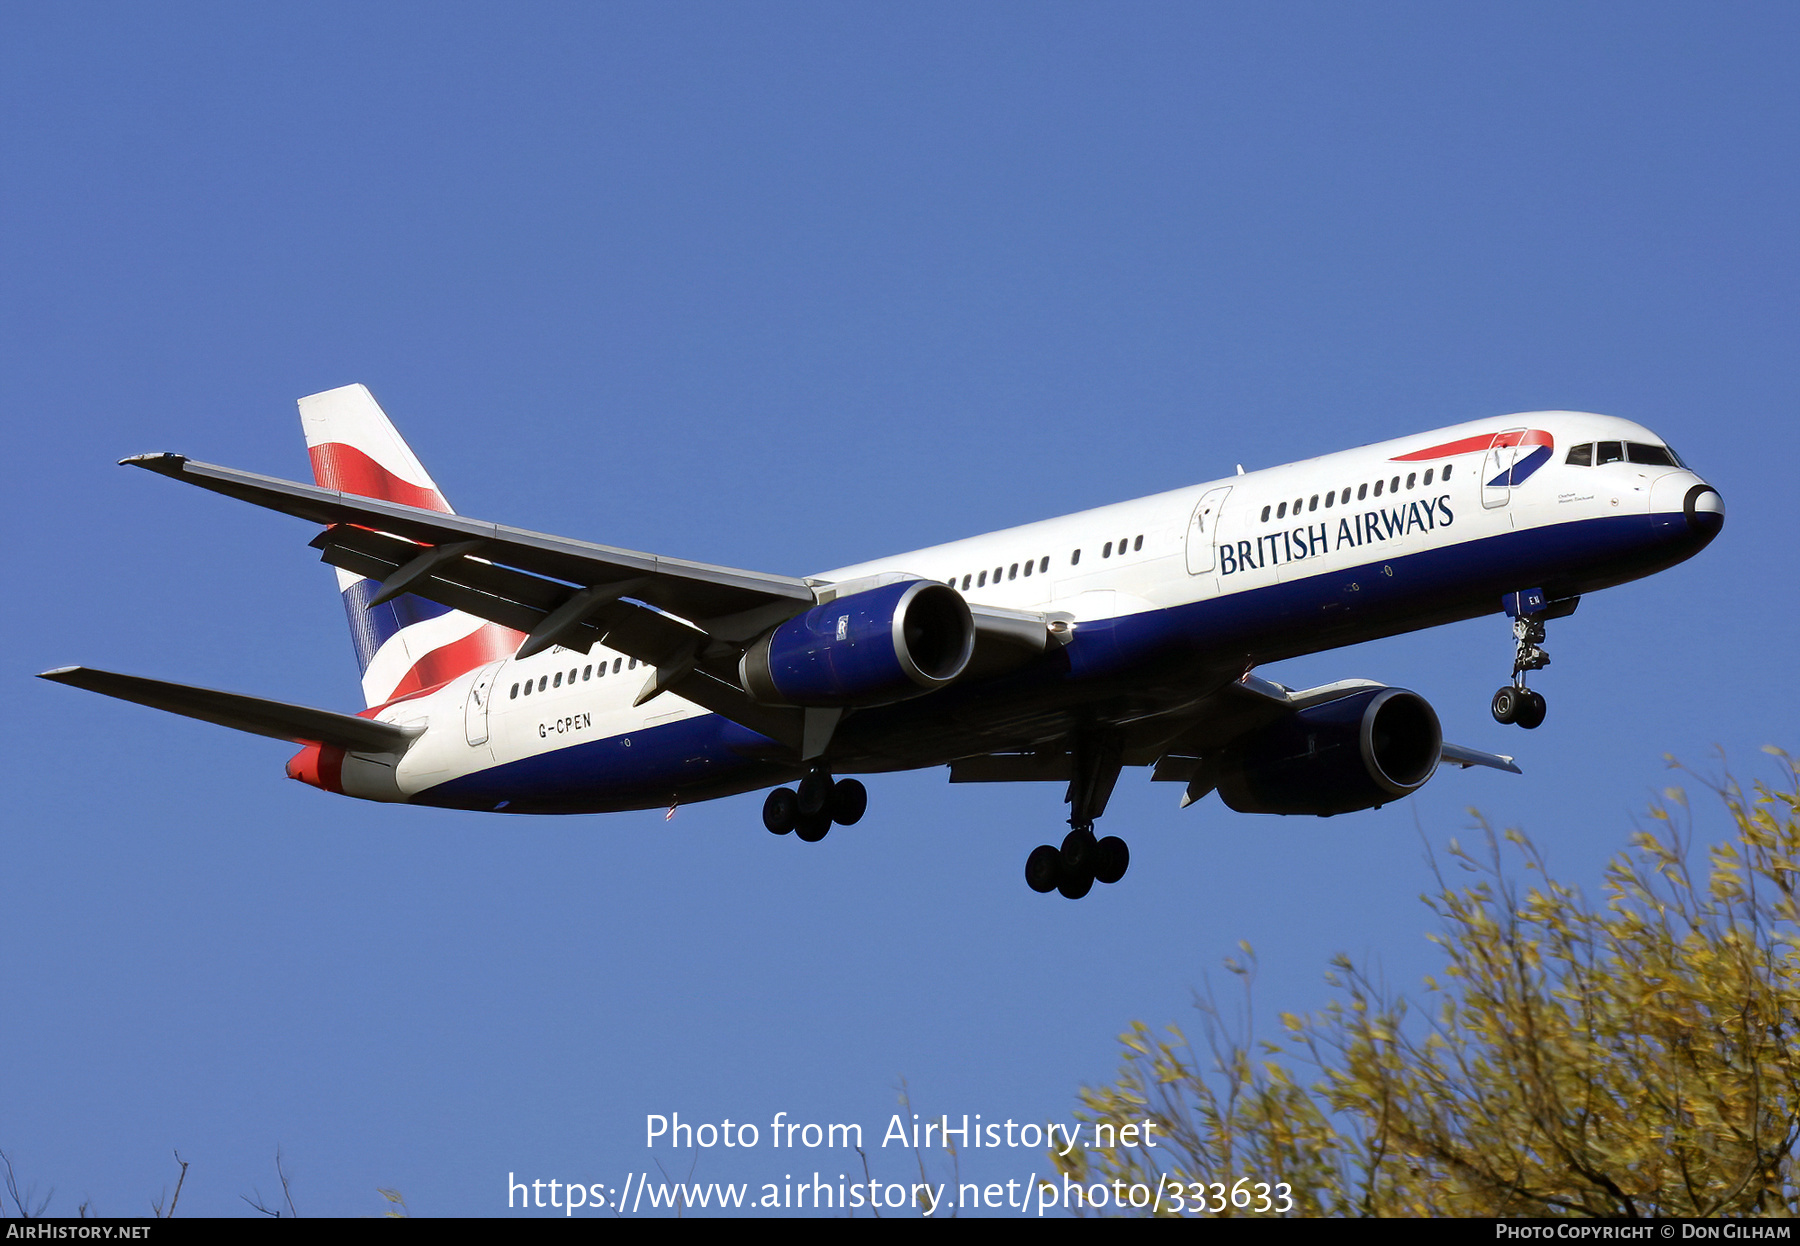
[299,384,522,707]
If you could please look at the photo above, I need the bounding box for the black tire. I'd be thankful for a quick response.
[1057,869,1094,900]
[795,812,832,842]
[1094,836,1130,885]
[1060,827,1098,876]
[797,770,832,818]
[1491,686,1520,725]
[1025,845,1061,894]
[762,787,798,835]
[830,778,868,826]
[1516,689,1547,730]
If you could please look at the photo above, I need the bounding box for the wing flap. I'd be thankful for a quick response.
[39,667,418,753]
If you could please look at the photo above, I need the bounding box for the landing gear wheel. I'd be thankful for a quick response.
[1515,689,1547,730]
[796,769,833,818]
[1057,868,1094,900]
[1491,686,1521,725]
[829,778,867,826]
[1060,827,1098,876]
[795,812,832,842]
[762,787,798,835]
[1025,845,1061,894]
[1093,836,1130,885]
[1057,828,1097,899]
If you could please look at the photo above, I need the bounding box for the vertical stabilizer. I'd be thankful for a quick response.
[299,384,522,707]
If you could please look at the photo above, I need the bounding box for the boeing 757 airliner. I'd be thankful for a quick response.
[42,386,1724,898]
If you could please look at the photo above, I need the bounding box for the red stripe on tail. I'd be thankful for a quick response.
[309,442,453,512]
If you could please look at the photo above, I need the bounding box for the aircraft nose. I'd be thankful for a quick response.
[1684,482,1724,535]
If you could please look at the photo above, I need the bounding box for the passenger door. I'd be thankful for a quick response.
[1185,486,1233,575]
[1482,428,1526,510]
[464,661,505,747]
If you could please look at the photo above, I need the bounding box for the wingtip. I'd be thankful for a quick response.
[119,452,188,474]
[37,666,82,682]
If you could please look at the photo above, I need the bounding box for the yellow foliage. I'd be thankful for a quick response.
[1056,752,1800,1216]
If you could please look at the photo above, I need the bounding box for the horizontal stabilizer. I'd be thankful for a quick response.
[38,667,419,754]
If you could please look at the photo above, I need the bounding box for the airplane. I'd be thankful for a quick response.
[41,385,1724,899]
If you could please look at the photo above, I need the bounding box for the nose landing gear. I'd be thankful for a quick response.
[1490,590,1574,730]
[1491,613,1549,729]
[1491,681,1546,730]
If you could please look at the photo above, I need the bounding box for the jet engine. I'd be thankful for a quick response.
[1213,687,1442,816]
[740,580,975,707]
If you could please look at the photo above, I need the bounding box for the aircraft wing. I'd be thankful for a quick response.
[124,453,816,635]
[122,453,1061,755]
[1161,674,1519,773]
[38,666,419,753]
[949,672,1520,796]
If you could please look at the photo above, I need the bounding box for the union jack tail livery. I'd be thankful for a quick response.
[299,384,523,707]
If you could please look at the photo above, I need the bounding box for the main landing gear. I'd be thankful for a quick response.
[763,768,867,843]
[1491,609,1550,730]
[1024,733,1131,899]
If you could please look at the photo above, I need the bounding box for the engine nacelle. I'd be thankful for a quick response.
[1214,687,1442,816]
[741,580,975,707]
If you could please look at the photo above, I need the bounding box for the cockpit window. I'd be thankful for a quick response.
[1596,441,1624,465]
[1565,443,1592,467]
[1626,442,1679,468]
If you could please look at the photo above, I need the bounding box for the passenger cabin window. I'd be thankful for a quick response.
[1277,501,1287,518]
[1597,441,1624,465]
[1070,549,1081,566]
[1358,483,1368,500]
[1423,469,1434,486]
[1022,560,1032,576]
[1443,463,1453,480]
[1261,505,1271,522]
[613,658,622,674]
[1566,443,1593,467]
[1039,556,1049,573]
[1390,476,1400,493]
[1008,563,1018,580]
[1373,480,1384,497]
[510,683,519,699]
[1324,491,1334,508]
[1103,542,1112,558]
[1133,535,1142,551]
[977,570,987,587]
[1406,473,1416,490]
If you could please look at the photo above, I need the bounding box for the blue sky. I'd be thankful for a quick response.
[3,2,1795,1217]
